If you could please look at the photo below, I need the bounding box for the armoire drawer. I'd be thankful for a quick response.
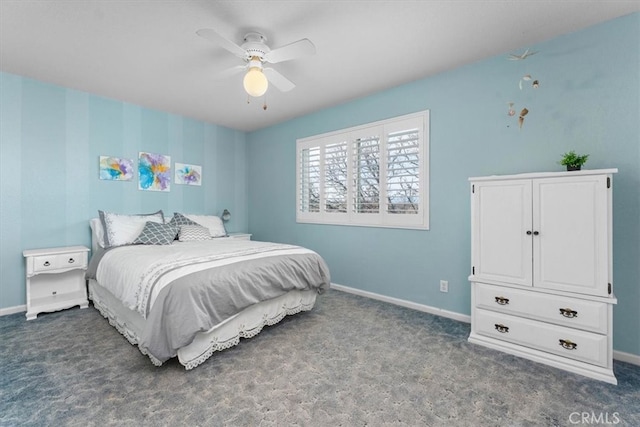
[474,282,608,334]
[474,308,608,367]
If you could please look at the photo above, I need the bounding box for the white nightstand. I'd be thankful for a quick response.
[227,233,252,241]
[23,245,90,320]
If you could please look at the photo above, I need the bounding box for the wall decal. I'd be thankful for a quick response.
[175,163,202,186]
[99,156,134,181]
[508,49,538,61]
[519,74,541,90]
[138,152,171,192]
[518,108,529,129]
[506,48,541,130]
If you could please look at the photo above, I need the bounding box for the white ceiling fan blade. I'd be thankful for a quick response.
[196,28,247,59]
[264,38,315,64]
[211,65,246,80]
[263,68,295,92]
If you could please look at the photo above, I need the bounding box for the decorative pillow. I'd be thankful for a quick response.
[168,212,199,228]
[183,214,227,238]
[178,225,213,242]
[98,210,165,248]
[133,221,178,245]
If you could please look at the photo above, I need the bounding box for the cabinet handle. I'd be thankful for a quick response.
[68,258,75,264]
[533,231,540,236]
[559,308,578,318]
[43,261,51,267]
[494,324,509,333]
[559,339,577,350]
[494,296,510,305]
[526,230,532,235]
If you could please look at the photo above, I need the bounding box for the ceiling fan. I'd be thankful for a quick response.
[196,28,316,99]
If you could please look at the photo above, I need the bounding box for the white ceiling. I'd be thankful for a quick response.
[1,1,639,132]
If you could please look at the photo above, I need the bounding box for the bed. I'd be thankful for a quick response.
[86,211,330,369]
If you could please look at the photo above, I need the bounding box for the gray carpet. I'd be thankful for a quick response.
[1,289,639,427]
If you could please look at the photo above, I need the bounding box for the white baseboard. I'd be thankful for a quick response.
[329,283,640,367]
[330,283,471,323]
[613,350,640,366]
[0,305,26,317]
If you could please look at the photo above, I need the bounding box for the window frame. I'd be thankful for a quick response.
[296,110,429,230]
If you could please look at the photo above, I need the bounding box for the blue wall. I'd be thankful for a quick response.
[246,14,640,356]
[0,75,247,309]
[1,13,638,358]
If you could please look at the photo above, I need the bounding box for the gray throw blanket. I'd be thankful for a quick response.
[137,251,329,363]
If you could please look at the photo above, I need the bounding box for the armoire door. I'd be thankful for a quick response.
[472,179,532,287]
[532,175,610,297]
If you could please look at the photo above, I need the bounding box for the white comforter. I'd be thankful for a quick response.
[96,239,314,318]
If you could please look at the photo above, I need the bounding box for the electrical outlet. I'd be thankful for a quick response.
[440,280,449,293]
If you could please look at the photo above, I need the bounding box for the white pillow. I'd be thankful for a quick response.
[90,218,106,249]
[99,210,165,247]
[183,214,227,238]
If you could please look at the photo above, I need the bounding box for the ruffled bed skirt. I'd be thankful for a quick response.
[88,279,318,369]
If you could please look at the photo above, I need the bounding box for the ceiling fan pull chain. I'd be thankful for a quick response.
[263,95,268,111]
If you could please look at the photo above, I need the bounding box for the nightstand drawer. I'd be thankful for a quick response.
[475,309,608,367]
[23,245,90,320]
[32,251,87,273]
[32,255,59,272]
[475,282,608,334]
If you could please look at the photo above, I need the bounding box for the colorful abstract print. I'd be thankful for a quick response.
[99,156,134,181]
[175,163,202,186]
[138,152,171,192]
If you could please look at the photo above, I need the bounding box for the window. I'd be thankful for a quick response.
[297,110,429,229]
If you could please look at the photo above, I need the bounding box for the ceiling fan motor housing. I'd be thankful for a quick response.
[242,32,270,60]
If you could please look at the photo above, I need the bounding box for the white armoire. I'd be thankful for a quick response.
[468,169,618,384]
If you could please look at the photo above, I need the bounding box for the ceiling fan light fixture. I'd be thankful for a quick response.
[197,29,314,98]
[243,66,268,97]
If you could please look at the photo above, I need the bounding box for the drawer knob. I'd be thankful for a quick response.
[43,261,51,267]
[494,324,509,333]
[494,296,510,305]
[559,339,577,350]
[68,258,75,264]
[559,308,578,318]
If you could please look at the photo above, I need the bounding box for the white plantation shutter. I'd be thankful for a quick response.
[353,133,380,214]
[324,141,348,213]
[386,128,420,215]
[296,111,429,229]
[299,145,320,213]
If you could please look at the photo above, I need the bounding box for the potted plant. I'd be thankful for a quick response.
[559,150,589,171]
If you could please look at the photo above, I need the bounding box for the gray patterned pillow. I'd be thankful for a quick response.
[169,212,199,227]
[178,225,213,242]
[133,221,178,245]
